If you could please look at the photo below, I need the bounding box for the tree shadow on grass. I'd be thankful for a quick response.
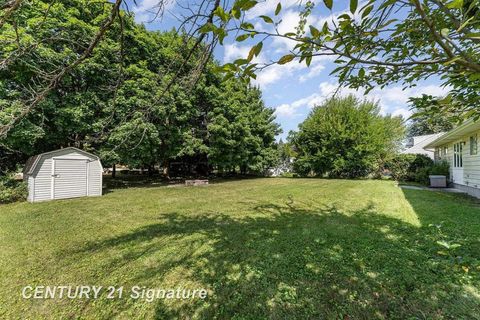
[74,196,480,319]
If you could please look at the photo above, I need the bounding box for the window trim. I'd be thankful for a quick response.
[470,134,478,155]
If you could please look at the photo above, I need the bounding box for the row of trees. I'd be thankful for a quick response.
[0,0,280,177]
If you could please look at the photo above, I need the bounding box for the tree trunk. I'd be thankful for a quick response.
[162,159,170,179]
[148,165,154,177]
[112,164,116,179]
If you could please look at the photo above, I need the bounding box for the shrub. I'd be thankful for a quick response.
[414,167,431,185]
[0,173,28,204]
[430,161,450,178]
[290,96,405,178]
[386,154,434,182]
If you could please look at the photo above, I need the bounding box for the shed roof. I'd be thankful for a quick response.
[23,147,100,175]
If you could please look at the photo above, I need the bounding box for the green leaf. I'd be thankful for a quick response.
[236,34,250,42]
[322,21,329,34]
[465,32,480,40]
[361,5,373,18]
[199,23,215,34]
[259,15,274,24]
[254,41,263,56]
[231,8,241,19]
[278,54,295,65]
[234,58,249,65]
[446,0,463,9]
[240,22,255,30]
[441,28,450,37]
[359,68,365,78]
[275,2,282,15]
[240,0,258,10]
[350,0,358,13]
[378,0,396,10]
[247,42,263,61]
[436,240,451,249]
[215,6,229,22]
[309,25,321,37]
[329,66,344,75]
[305,55,312,67]
[323,0,333,10]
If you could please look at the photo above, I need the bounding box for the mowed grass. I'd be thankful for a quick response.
[1,178,480,319]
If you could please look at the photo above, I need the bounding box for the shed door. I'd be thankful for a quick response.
[53,159,88,199]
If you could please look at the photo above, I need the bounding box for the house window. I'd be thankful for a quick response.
[454,142,463,167]
[470,135,478,155]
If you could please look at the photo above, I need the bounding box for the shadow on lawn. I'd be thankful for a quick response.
[102,175,266,195]
[76,192,480,319]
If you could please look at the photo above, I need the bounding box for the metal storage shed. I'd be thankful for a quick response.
[23,147,103,202]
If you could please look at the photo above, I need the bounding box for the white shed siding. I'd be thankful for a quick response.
[27,175,34,202]
[33,157,54,202]
[87,160,102,196]
[53,159,88,199]
[27,148,103,202]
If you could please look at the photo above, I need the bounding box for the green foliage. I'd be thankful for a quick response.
[0,0,280,177]
[430,160,450,176]
[386,154,440,184]
[407,97,456,136]
[0,173,27,203]
[291,95,405,178]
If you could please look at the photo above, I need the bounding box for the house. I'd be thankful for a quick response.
[23,147,103,202]
[402,133,444,159]
[425,120,480,197]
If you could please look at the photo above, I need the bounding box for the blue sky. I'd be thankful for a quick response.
[127,0,448,140]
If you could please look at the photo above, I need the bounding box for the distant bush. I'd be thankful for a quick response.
[0,173,27,204]
[430,161,450,177]
[386,154,434,182]
[386,154,450,185]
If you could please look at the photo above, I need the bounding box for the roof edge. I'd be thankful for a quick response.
[425,119,476,149]
[26,147,100,175]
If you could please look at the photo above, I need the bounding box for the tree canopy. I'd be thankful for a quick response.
[0,0,280,176]
[407,98,455,136]
[290,95,405,178]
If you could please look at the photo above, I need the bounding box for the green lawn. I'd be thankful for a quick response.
[1,179,479,319]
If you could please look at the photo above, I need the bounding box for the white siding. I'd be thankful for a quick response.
[32,157,53,202]
[463,131,480,188]
[53,159,88,199]
[437,129,480,188]
[87,160,103,196]
[27,175,34,202]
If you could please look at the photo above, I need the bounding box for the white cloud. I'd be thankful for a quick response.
[223,43,252,63]
[254,59,309,87]
[246,0,302,18]
[275,103,298,117]
[132,0,175,23]
[274,91,327,118]
[392,108,413,119]
[251,52,332,88]
[274,82,447,120]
